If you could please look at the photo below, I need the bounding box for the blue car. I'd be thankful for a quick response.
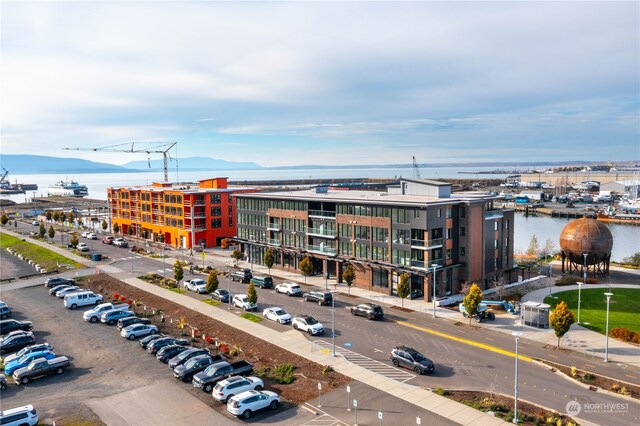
[4,350,56,375]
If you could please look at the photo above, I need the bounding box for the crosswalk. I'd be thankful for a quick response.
[300,404,349,426]
[313,340,415,382]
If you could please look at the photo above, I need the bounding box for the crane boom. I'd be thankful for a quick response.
[63,142,177,182]
[412,156,422,178]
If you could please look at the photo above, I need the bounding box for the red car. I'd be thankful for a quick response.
[102,236,114,244]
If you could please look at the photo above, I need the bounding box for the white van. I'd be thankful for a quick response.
[64,291,103,309]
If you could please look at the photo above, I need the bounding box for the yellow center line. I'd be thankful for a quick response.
[398,321,533,362]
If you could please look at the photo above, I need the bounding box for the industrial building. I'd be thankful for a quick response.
[107,177,256,249]
[234,178,515,302]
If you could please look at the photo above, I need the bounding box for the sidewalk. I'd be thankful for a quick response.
[204,248,640,368]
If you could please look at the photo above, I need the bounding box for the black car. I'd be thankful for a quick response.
[172,354,216,382]
[303,291,333,306]
[147,337,189,354]
[156,344,190,363]
[117,316,151,330]
[168,347,210,369]
[0,319,33,335]
[44,277,75,288]
[350,303,384,320]
[211,289,230,303]
[0,375,7,391]
[0,331,36,355]
[139,333,167,350]
[389,346,435,374]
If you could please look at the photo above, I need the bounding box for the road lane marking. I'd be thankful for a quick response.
[584,364,596,368]
[397,321,533,362]
[548,354,558,358]
[626,374,637,379]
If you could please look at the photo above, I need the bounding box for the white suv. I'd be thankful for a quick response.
[232,295,257,311]
[274,282,302,296]
[213,376,264,403]
[77,243,90,252]
[292,315,325,335]
[0,405,39,426]
[227,390,280,420]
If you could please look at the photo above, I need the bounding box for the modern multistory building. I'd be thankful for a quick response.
[235,178,515,301]
[108,177,256,249]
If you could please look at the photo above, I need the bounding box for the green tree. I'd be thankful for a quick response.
[38,221,46,238]
[102,219,108,231]
[247,282,258,305]
[60,212,67,224]
[526,234,540,257]
[53,211,60,223]
[342,264,355,295]
[206,270,219,294]
[46,210,52,221]
[397,273,410,307]
[0,214,8,226]
[113,223,120,234]
[264,249,275,274]
[231,249,242,266]
[550,300,575,349]
[127,226,134,236]
[67,212,74,225]
[462,283,483,325]
[622,252,640,267]
[300,257,313,283]
[48,225,55,240]
[173,260,184,288]
[70,232,79,247]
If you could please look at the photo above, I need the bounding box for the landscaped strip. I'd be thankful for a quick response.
[0,231,80,272]
[240,312,263,322]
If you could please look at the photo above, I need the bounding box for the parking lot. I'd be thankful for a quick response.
[0,284,316,425]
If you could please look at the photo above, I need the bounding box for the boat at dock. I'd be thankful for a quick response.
[597,205,640,225]
[47,180,89,197]
[0,168,38,194]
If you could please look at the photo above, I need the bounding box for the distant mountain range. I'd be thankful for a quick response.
[122,156,261,171]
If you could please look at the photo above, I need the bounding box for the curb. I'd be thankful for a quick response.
[301,403,319,416]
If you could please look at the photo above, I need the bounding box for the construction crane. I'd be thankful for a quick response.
[64,142,177,182]
[412,156,422,178]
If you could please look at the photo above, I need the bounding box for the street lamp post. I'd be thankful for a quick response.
[512,331,523,424]
[161,244,166,285]
[228,268,232,310]
[604,292,613,362]
[331,290,337,357]
[431,264,438,318]
[325,257,328,290]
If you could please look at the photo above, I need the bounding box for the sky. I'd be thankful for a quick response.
[1,1,639,167]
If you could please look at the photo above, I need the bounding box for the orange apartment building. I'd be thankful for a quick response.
[107,177,256,249]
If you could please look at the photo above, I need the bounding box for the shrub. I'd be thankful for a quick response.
[229,345,242,357]
[204,336,215,345]
[321,365,334,376]
[127,299,133,306]
[609,327,634,342]
[434,387,448,396]
[257,364,298,384]
[113,292,120,300]
[583,373,595,381]
[119,295,127,302]
[219,344,229,354]
[555,275,579,286]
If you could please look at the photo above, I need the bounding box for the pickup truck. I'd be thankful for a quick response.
[192,360,254,393]
[12,356,71,384]
[83,302,129,323]
[230,269,252,283]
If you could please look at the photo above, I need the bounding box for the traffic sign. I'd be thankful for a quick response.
[353,399,358,408]
[346,385,351,393]
[378,411,383,420]
[416,416,421,425]
[201,252,205,259]
[344,342,353,347]
[317,382,322,390]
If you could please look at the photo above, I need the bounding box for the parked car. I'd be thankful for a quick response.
[56,286,84,298]
[102,236,114,244]
[213,376,264,403]
[0,375,7,391]
[350,303,384,320]
[76,243,90,252]
[156,344,190,363]
[44,277,75,288]
[83,302,129,323]
[249,276,273,289]
[139,333,167,350]
[389,345,435,375]
[113,238,128,248]
[211,289,230,303]
[230,269,252,283]
[233,294,257,311]
[274,282,302,296]
[80,231,90,238]
[2,343,52,364]
[49,284,73,296]
[0,319,33,335]
[4,350,56,375]
[0,305,11,320]
[32,220,40,226]
[227,390,280,419]
[0,332,36,355]
[117,316,151,330]
[147,337,189,354]
[167,348,212,369]
[121,324,158,340]
[100,310,135,325]
[193,360,254,393]
[86,233,98,240]
[0,405,38,426]
[303,291,333,306]
[262,307,292,324]
[292,315,324,335]
[64,291,103,309]
[184,279,207,294]
[173,354,216,382]
[12,356,70,384]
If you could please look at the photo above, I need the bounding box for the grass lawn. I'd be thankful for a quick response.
[202,299,220,306]
[545,288,640,334]
[240,312,263,322]
[0,231,80,272]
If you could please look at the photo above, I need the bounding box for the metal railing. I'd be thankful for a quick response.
[309,209,336,218]
[307,227,336,237]
[267,238,281,246]
[428,238,443,247]
[308,245,337,255]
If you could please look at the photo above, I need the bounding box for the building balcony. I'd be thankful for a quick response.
[267,238,282,246]
[308,244,337,256]
[267,224,281,231]
[307,227,336,238]
[485,211,504,220]
[309,209,336,218]
[428,238,443,248]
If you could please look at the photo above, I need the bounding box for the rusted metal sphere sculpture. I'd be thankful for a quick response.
[560,218,612,276]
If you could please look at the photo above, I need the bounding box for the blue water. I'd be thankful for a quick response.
[4,167,638,261]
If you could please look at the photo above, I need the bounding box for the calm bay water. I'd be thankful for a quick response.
[4,167,638,261]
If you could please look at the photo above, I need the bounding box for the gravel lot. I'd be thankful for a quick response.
[0,284,296,425]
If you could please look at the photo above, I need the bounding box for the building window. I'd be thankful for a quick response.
[228,218,233,227]
[228,206,233,215]
[228,194,233,202]
[460,227,466,236]
[494,240,499,249]
[460,247,465,256]
[339,224,352,238]
[413,209,420,219]
[460,206,466,218]
[372,246,388,261]
[372,227,388,242]
[494,221,498,231]
[355,243,370,259]
[392,249,410,266]
[446,248,452,259]
[210,194,221,204]
[211,219,222,228]
[446,228,452,239]
[355,225,370,240]
[437,209,442,218]
[211,206,222,216]
[372,268,389,288]
[446,207,452,218]
[340,240,352,256]
[392,229,410,245]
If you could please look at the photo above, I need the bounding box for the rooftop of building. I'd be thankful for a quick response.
[109,177,252,194]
